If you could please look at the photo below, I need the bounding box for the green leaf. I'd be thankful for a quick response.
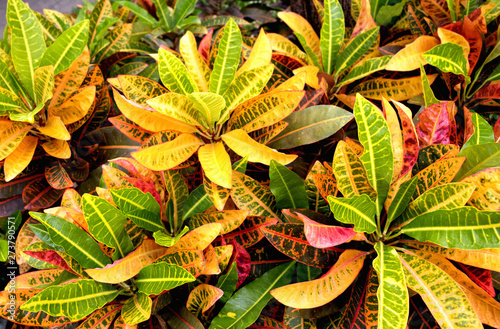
[232,156,248,173]
[0,59,25,97]
[454,143,500,181]
[269,160,309,209]
[20,279,118,321]
[136,262,195,295]
[88,0,113,44]
[209,19,242,95]
[121,293,152,325]
[40,20,89,75]
[188,92,225,126]
[127,209,166,233]
[335,27,379,77]
[386,177,417,228]
[9,102,44,123]
[110,187,161,216]
[420,65,440,108]
[320,0,344,75]
[153,226,189,247]
[375,0,410,26]
[182,185,214,220]
[29,212,111,268]
[209,261,296,329]
[216,262,238,304]
[164,169,189,234]
[423,43,469,82]
[158,48,198,95]
[33,65,54,105]
[268,105,354,149]
[0,87,25,114]
[462,112,495,149]
[28,224,62,250]
[338,55,391,87]
[373,243,408,329]
[151,0,173,30]
[295,32,322,69]
[355,94,393,214]
[116,1,157,26]
[82,194,134,260]
[172,0,196,28]
[400,183,475,226]
[327,194,377,233]
[401,207,500,250]
[7,0,47,99]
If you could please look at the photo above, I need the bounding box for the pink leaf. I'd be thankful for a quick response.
[416,102,456,147]
[229,240,251,288]
[297,212,357,248]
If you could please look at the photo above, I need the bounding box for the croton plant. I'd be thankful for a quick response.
[0,0,500,328]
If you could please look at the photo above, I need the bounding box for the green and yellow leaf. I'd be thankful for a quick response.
[147,92,206,127]
[49,86,96,125]
[37,116,70,140]
[158,48,198,95]
[186,284,223,317]
[278,12,320,56]
[349,75,437,101]
[0,120,30,160]
[121,293,151,325]
[198,142,232,189]
[461,167,500,211]
[327,195,377,233]
[180,31,211,92]
[136,262,195,295]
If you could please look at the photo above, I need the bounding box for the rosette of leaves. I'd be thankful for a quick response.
[0,183,247,327]
[33,0,155,67]
[111,19,307,205]
[0,0,117,215]
[381,0,500,114]
[268,0,397,100]
[257,94,500,328]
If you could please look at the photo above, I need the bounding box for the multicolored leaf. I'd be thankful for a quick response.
[136,262,195,295]
[270,250,366,308]
[328,195,377,234]
[186,284,223,317]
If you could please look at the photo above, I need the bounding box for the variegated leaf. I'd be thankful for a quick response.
[270,250,366,308]
[158,48,198,95]
[327,195,377,234]
[186,284,223,317]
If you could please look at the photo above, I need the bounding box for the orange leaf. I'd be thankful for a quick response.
[200,244,221,275]
[101,165,133,190]
[165,223,222,255]
[0,121,30,160]
[36,116,70,140]
[49,86,96,124]
[460,167,500,211]
[186,284,223,317]
[270,250,367,308]
[85,239,167,284]
[4,135,38,182]
[189,210,248,234]
[41,139,71,159]
[386,35,439,72]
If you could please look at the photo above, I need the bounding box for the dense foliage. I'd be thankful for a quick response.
[1,0,500,328]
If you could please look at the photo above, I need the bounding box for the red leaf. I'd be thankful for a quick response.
[45,161,73,190]
[109,115,153,143]
[298,212,356,248]
[230,240,251,288]
[22,177,64,211]
[474,82,500,99]
[463,106,474,144]
[22,250,74,273]
[272,53,306,71]
[393,103,418,176]
[416,102,456,147]
[457,263,495,297]
[296,89,325,112]
[462,17,483,75]
[494,116,500,142]
[198,28,213,61]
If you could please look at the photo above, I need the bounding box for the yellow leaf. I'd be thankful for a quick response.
[460,167,500,211]
[41,139,70,159]
[293,66,321,89]
[186,284,223,317]
[437,28,470,73]
[407,251,496,327]
[237,29,272,75]
[166,223,222,255]
[132,133,203,171]
[180,31,211,93]
[50,47,90,108]
[349,75,438,101]
[147,92,206,127]
[386,36,440,72]
[221,129,297,166]
[403,240,500,273]
[272,71,307,92]
[198,142,232,189]
[101,165,133,190]
[0,121,30,160]
[112,89,197,133]
[200,244,221,275]
[85,239,166,284]
[4,135,38,182]
[228,90,305,133]
[117,75,169,107]
[271,250,367,308]
[267,33,308,62]
[382,98,404,182]
[278,12,320,56]
[49,86,96,124]
[189,210,248,235]
[203,174,231,211]
[37,116,70,140]
[214,245,233,271]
